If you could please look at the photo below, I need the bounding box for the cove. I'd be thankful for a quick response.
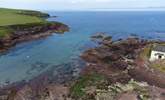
[0,11,165,85]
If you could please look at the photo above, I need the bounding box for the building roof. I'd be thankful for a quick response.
[153,45,165,52]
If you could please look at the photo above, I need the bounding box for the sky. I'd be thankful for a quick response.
[0,0,165,11]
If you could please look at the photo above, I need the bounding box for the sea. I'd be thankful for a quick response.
[0,11,165,85]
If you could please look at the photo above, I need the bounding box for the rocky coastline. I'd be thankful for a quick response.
[0,33,165,100]
[77,33,165,100]
[0,22,69,52]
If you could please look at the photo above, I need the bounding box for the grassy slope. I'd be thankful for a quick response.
[0,8,44,26]
[0,8,47,38]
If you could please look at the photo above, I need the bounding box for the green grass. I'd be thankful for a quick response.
[0,27,12,38]
[0,8,48,38]
[139,44,152,60]
[151,60,165,72]
[70,73,105,98]
[0,8,44,26]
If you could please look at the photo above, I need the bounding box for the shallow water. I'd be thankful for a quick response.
[0,11,165,85]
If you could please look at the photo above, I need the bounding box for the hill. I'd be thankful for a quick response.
[0,8,48,26]
[0,8,69,51]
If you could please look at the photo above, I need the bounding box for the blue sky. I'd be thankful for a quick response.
[0,0,165,11]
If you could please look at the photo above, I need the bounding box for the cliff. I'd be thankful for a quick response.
[0,8,69,52]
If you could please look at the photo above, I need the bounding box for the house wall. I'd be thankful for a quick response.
[150,50,165,61]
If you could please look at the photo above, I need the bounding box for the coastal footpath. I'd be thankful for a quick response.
[0,8,69,52]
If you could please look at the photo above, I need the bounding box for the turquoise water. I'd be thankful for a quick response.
[0,11,165,85]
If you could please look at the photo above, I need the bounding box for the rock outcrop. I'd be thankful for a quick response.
[0,22,69,52]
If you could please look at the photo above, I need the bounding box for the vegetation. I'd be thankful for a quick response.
[139,43,165,72]
[0,27,12,38]
[0,8,50,38]
[96,79,150,100]
[0,8,45,26]
[71,72,151,100]
[70,73,105,98]
[139,44,152,60]
[151,60,165,72]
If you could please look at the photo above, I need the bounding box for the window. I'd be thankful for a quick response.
[158,55,162,59]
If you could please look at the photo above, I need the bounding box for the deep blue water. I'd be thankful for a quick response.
[0,11,165,85]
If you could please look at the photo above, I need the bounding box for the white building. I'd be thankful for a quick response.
[150,45,165,61]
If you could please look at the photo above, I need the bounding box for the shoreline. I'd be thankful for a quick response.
[0,8,69,53]
[0,22,69,52]
[0,33,165,99]
[71,34,165,99]
[0,57,84,100]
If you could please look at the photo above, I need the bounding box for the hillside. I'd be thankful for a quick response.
[0,8,45,26]
[0,8,50,38]
[0,8,69,51]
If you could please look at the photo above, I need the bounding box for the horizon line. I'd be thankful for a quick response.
[1,7,165,12]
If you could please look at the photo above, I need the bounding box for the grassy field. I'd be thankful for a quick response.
[0,8,49,38]
[0,8,44,26]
